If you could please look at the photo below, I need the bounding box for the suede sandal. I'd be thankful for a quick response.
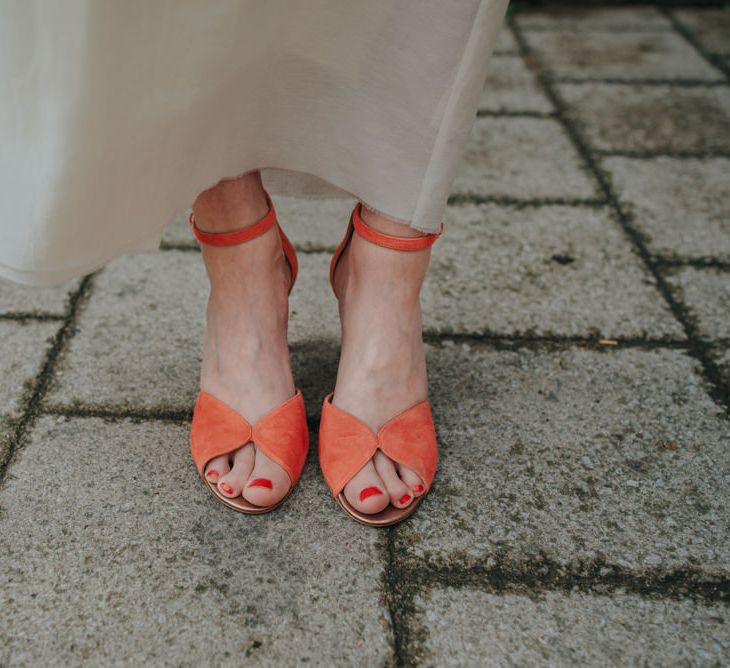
[188,188,308,514]
[319,202,442,527]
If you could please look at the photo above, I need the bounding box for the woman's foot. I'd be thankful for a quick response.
[331,204,432,514]
[193,172,295,507]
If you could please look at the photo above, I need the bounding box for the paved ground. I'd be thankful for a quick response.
[1,4,729,666]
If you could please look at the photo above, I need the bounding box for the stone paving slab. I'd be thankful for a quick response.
[452,117,599,200]
[423,203,683,339]
[672,9,730,55]
[43,251,340,412]
[515,7,673,31]
[602,156,730,261]
[479,55,554,113]
[400,344,729,573]
[494,24,519,54]
[0,417,389,666]
[413,588,728,667]
[0,277,80,316]
[271,195,355,251]
[665,267,730,340]
[289,253,341,347]
[712,347,730,389]
[522,30,722,81]
[0,321,58,463]
[0,322,57,418]
[559,83,730,153]
[161,195,355,252]
[160,210,195,248]
[43,251,208,412]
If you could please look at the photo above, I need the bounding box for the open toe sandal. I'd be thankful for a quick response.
[318,201,442,527]
[188,188,308,514]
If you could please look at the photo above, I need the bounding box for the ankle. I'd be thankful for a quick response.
[200,219,290,288]
[339,237,429,304]
[359,202,428,238]
[192,172,269,233]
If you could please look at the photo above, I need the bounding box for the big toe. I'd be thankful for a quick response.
[343,460,389,514]
[241,447,291,507]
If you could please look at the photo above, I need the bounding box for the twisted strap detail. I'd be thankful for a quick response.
[190,389,308,485]
[318,393,438,496]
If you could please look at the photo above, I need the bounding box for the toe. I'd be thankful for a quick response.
[204,454,230,485]
[374,451,413,508]
[241,447,291,507]
[216,444,255,498]
[343,460,389,514]
[396,462,425,497]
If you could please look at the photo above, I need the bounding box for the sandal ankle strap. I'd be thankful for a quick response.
[352,202,443,251]
[189,188,278,246]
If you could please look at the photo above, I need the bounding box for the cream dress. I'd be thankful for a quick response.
[0,0,509,286]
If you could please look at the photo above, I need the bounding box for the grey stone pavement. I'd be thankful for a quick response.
[1,4,729,666]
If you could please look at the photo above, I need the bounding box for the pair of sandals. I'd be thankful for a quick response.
[188,189,441,527]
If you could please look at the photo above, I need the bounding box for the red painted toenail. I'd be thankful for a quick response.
[248,478,272,489]
[359,486,382,501]
[399,493,411,505]
[206,470,219,480]
[219,482,233,495]
[413,484,424,494]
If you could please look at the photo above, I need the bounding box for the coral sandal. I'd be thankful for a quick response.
[188,188,308,514]
[318,202,443,527]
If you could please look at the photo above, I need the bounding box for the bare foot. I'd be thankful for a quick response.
[331,204,432,514]
[193,171,295,507]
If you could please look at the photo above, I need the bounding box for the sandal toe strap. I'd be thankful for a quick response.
[190,390,309,485]
[318,393,438,496]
